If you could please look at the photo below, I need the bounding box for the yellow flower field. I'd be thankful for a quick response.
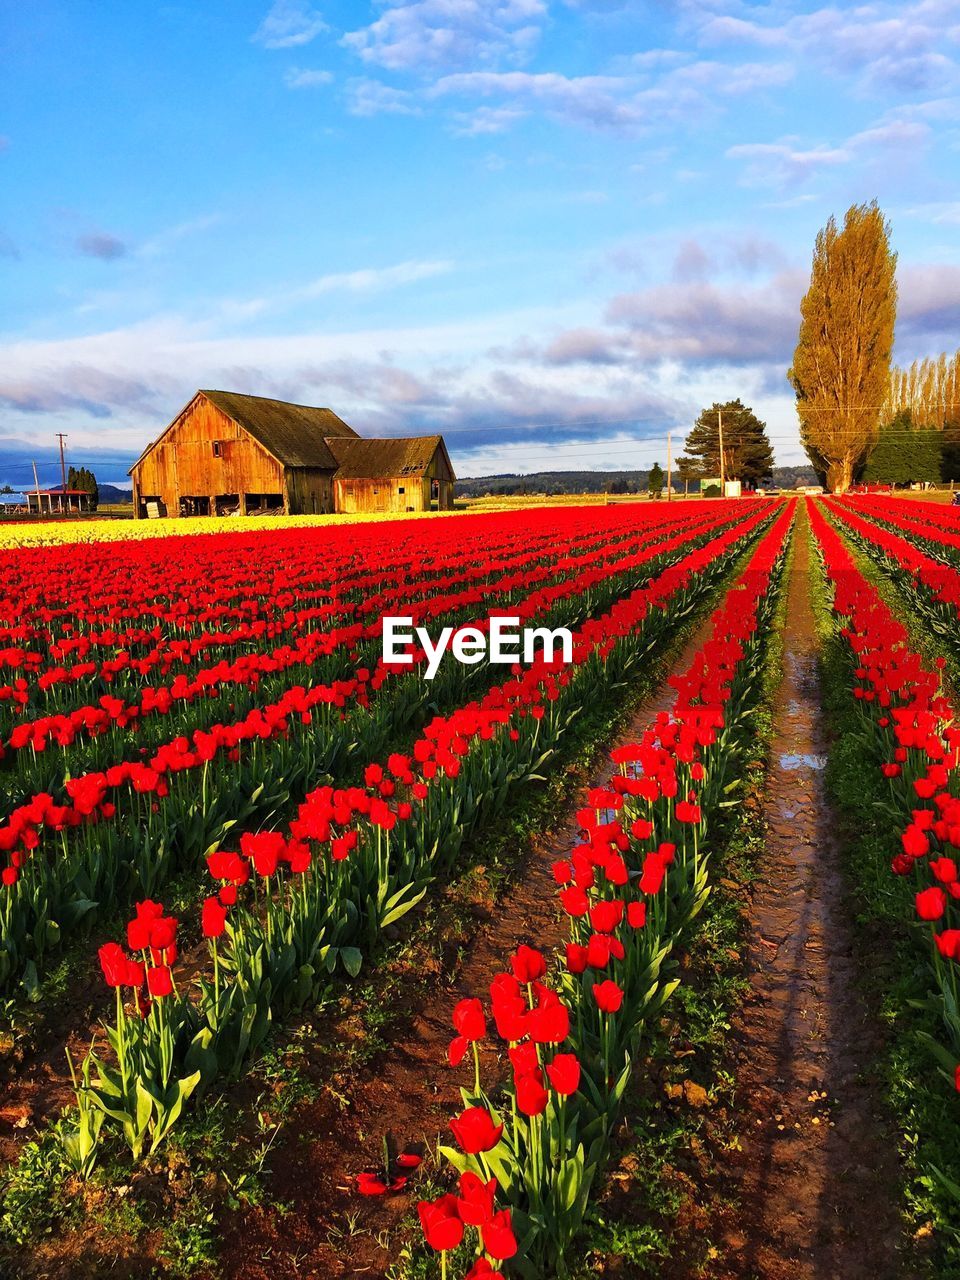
[0,508,465,549]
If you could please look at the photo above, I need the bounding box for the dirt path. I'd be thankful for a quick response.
[212,610,722,1280]
[717,520,906,1280]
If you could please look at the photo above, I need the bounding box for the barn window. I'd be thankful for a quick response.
[212,440,222,458]
[398,486,405,494]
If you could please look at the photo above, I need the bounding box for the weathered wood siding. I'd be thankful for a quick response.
[335,478,413,514]
[133,396,287,517]
[285,468,334,515]
[333,445,455,514]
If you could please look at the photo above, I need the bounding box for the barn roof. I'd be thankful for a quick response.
[201,390,359,469]
[325,435,445,479]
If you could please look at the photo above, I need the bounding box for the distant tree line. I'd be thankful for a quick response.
[863,351,960,484]
[457,462,814,498]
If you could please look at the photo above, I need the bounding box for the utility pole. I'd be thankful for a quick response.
[666,430,673,502]
[717,408,725,495]
[32,460,42,517]
[56,433,68,494]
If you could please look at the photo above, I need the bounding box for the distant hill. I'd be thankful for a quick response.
[455,466,816,497]
[99,484,133,503]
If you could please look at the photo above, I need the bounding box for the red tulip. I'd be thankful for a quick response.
[481,1208,518,1261]
[916,886,947,921]
[592,979,624,1013]
[466,1260,505,1280]
[627,900,647,928]
[450,1106,503,1154]
[456,1170,497,1225]
[201,896,228,939]
[417,1194,464,1252]
[98,941,129,988]
[147,964,174,997]
[589,899,624,934]
[515,1070,549,1116]
[452,996,486,1041]
[511,944,546,983]
[546,1052,581,1095]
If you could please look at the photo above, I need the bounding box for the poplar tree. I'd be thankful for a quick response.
[789,201,897,493]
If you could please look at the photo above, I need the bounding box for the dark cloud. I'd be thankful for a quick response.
[76,232,128,260]
[897,264,960,346]
[0,367,175,418]
[0,439,140,491]
[672,239,712,282]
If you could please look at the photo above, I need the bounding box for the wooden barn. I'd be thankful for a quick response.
[129,390,455,519]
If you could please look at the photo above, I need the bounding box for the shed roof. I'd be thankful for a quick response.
[201,390,359,469]
[325,435,445,479]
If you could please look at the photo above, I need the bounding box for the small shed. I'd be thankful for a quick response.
[326,436,455,513]
[27,489,93,516]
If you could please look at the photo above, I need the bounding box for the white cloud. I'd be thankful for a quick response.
[299,259,454,297]
[346,78,421,116]
[700,1,960,93]
[220,259,456,321]
[726,140,850,188]
[431,70,645,131]
[284,67,334,88]
[252,0,327,49]
[343,0,546,73]
[728,113,932,188]
[450,105,528,134]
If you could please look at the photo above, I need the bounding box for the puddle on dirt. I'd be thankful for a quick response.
[779,752,826,771]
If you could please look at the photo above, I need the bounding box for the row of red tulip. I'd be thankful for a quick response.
[843,493,960,550]
[824,498,960,656]
[411,504,795,1276]
[3,509,651,682]
[61,505,779,1169]
[808,502,960,1106]
[0,503,730,778]
[0,506,768,995]
[0,505,723,713]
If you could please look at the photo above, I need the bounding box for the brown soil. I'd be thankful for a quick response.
[208,616,719,1280]
[713,524,907,1280]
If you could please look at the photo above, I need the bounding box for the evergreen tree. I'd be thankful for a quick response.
[683,399,773,486]
[789,201,897,493]
[675,455,699,497]
[863,409,945,485]
[67,465,99,509]
[647,462,665,498]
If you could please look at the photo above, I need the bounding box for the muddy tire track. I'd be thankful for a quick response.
[718,522,906,1280]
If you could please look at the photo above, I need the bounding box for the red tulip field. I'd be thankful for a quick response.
[3,494,960,1279]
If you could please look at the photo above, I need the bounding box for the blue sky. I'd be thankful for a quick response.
[2,0,959,488]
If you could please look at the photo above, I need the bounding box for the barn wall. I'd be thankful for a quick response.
[334,477,415,514]
[285,469,334,515]
[425,449,455,510]
[132,396,288,517]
